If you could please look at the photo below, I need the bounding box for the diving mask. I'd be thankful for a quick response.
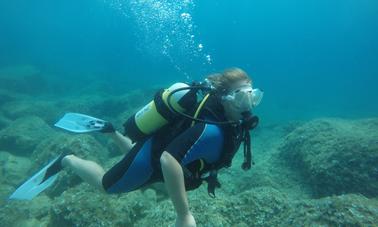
[223,85,264,111]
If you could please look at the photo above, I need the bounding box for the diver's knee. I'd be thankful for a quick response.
[61,154,76,168]
[160,151,172,166]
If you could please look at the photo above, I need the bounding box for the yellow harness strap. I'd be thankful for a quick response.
[190,93,211,171]
[191,93,210,127]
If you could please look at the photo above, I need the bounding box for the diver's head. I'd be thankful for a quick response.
[206,67,263,122]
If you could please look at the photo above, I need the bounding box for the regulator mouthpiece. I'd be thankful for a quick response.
[241,111,259,130]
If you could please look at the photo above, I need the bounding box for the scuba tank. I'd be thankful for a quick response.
[123,83,199,142]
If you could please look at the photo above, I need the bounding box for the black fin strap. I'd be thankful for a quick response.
[40,153,67,184]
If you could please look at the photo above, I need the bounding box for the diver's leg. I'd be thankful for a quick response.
[102,138,155,193]
[62,155,105,191]
[160,151,196,227]
[109,131,135,154]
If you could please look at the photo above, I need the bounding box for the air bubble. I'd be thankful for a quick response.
[198,44,203,51]
[105,0,213,77]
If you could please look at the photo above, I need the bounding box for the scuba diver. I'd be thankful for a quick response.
[9,67,264,227]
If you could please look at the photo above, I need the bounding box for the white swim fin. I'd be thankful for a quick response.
[54,113,105,133]
[9,155,63,200]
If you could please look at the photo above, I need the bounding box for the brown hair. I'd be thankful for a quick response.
[206,67,252,95]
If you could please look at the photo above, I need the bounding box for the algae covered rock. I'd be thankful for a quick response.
[280,118,378,197]
[57,88,155,122]
[0,116,54,156]
[1,100,60,124]
[50,184,157,227]
[32,133,108,165]
[0,151,32,203]
[274,194,378,226]
[0,195,52,226]
[223,188,378,227]
[0,151,32,187]
[216,187,289,226]
[136,186,290,226]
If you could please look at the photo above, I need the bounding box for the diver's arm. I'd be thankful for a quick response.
[109,131,135,153]
[160,151,196,227]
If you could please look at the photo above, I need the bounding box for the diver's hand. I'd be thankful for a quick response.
[175,213,196,227]
[100,122,116,133]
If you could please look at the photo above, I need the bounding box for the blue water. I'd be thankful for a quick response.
[0,0,377,122]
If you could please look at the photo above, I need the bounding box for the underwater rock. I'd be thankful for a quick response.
[121,88,157,112]
[57,88,155,120]
[54,95,109,118]
[136,186,289,226]
[52,94,132,134]
[0,116,54,156]
[31,133,109,198]
[0,151,32,203]
[50,184,156,227]
[32,133,108,165]
[1,99,60,124]
[0,151,32,187]
[87,94,135,118]
[205,186,377,226]
[280,118,378,197]
[0,65,48,94]
[0,184,14,206]
[0,195,52,226]
[273,194,378,226]
[216,187,289,226]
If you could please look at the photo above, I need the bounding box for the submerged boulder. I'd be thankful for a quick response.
[0,151,32,202]
[140,186,378,226]
[0,116,54,156]
[50,184,156,227]
[201,187,289,226]
[280,118,378,197]
[56,88,155,121]
[135,187,290,226]
[0,151,32,187]
[32,133,108,166]
[1,100,60,124]
[274,194,378,226]
[0,195,52,226]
